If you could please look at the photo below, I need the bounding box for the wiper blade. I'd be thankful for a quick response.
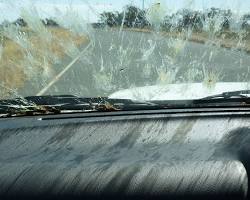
[0,95,163,117]
[2,93,250,118]
[0,98,61,117]
[200,90,250,100]
[194,90,250,104]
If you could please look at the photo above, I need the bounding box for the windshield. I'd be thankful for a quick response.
[1,0,250,102]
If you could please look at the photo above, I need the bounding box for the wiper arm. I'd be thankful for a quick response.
[193,90,250,105]
[200,90,250,100]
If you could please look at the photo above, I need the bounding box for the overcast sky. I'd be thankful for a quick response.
[0,0,249,23]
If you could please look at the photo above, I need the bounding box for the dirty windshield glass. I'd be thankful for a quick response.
[0,0,250,101]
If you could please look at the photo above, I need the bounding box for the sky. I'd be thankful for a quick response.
[0,0,250,23]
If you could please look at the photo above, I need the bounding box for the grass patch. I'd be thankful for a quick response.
[0,27,88,98]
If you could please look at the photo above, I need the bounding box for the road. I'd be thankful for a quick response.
[18,29,250,98]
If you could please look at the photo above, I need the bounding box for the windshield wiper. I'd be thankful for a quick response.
[2,91,250,118]
[0,95,164,117]
[0,97,61,117]
[194,90,250,105]
[200,90,250,100]
[150,90,250,108]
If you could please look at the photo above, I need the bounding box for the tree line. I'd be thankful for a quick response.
[1,5,250,33]
[99,5,250,32]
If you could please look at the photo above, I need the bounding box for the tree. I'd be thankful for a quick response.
[220,9,232,31]
[100,11,119,27]
[99,6,148,28]
[123,6,148,28]
[207,7,220,18]
[161,15,173,31]
[42,18,59,27]
[13,18,27,27]
[242,14,250,30]
[204,8,232,32]
[173,9,204,32]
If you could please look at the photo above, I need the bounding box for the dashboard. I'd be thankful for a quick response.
[0,108,249,199]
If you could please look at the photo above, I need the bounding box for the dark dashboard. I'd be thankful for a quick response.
[0,108,250,199]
